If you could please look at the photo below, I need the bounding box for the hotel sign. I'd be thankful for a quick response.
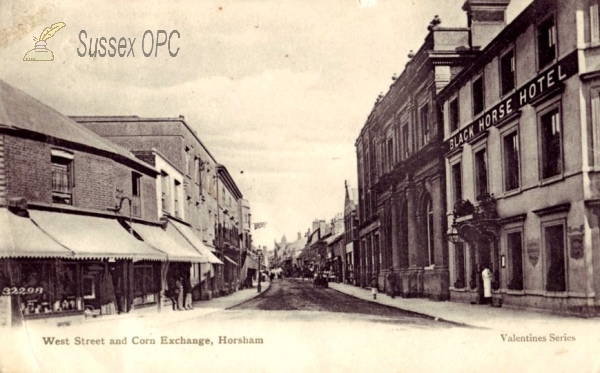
[445,50,579,151]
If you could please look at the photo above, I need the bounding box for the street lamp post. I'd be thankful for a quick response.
[256,248,263,293]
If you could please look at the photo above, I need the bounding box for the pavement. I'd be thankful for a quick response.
[82,281,271,329]
[328,281,600,333]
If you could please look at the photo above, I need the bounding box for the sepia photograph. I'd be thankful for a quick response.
[1,0,600,372]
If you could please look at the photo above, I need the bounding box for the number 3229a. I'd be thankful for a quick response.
[1,287,44,296]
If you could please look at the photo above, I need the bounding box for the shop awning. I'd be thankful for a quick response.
[0,209,74,259]
[131,223,207,263]
[29,210,167,261]
[223,255,239,266]
[168,220,224,265]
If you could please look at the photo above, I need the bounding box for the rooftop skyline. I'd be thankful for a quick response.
[0,0,530,248]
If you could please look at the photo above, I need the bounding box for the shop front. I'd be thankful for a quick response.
[0,208,168,327]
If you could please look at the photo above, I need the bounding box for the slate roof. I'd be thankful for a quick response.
[0,80,154,172]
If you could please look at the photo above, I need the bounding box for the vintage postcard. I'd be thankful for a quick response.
[1,0,600,372]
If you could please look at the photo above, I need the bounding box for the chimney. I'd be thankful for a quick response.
[312,219,320,233]
[463,0,511,50]
[298,232,302,240]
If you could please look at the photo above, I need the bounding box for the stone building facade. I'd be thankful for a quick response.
[440,0,600,315]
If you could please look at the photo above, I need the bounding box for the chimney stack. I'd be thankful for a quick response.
[463,0,511,50]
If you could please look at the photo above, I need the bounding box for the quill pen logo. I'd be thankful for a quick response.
[23,22,66,61]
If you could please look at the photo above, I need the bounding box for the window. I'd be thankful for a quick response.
[387,138,394,170]
[592,2,600,42]
[134,265,156,296]
[174,180,182,218]
[420,104,430,146]
[454,242,466,288]
[472,76,484,116]
[51,151,74,205]
[425,194,434,266]
[503,131,520,191]
[538,16,556,69]
[451,162,463,204]
[184,146,191,175]
[500,50,515,96]
[507,231,524,290]
[131,172,141,217]
[540,107,562,179]
[401,123,409,160]
[160,171,170,213]
[474,148,488,198]
[449,98,460,133]
[544,223,566,292]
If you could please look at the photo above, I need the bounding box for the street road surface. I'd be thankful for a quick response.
[2,279,595,373]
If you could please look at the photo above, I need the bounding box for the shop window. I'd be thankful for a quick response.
[51,151,74,205]
[539,107,562,179]
[420,104,430,146]
[507,231,524,290]
[82,275,95,299]
[500,50,515,96]
[449,98,460,133]
[503,131,520,191]
[451,162,463,205]
[544,222,566,292]
[134,265,156,297]
[20,262,54,315]
[538,16,557,70]
[472,76,484,116]
[454,242,466,288]
[474,148,488,198]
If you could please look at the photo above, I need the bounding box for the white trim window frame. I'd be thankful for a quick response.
[537,100,564,182]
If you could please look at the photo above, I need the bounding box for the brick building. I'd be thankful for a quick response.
[0,80,190,327]
[72,116,248,297]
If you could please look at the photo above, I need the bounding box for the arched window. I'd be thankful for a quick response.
[424,193,435,266]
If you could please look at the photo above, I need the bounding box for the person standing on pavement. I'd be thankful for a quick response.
[482,266,493,305]
[370,276,378,300]
[183,276,193,310]
[386,268,396,299]
[175,277,184,310]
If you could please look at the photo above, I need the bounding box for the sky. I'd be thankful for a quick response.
[0,0,530,249]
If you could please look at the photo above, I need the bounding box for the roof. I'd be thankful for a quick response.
[438,0,549,102]
[0,80,155,174]
[70,115,219,164]
[325,231,344,245]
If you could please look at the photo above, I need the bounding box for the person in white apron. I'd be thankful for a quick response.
[481,267,492,305]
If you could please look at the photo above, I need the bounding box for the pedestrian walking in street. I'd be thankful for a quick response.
[370,276,378,300]
[269,272,275,282]
[386,268,396,299]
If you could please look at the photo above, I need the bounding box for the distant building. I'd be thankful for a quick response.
[344,181,359,285]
